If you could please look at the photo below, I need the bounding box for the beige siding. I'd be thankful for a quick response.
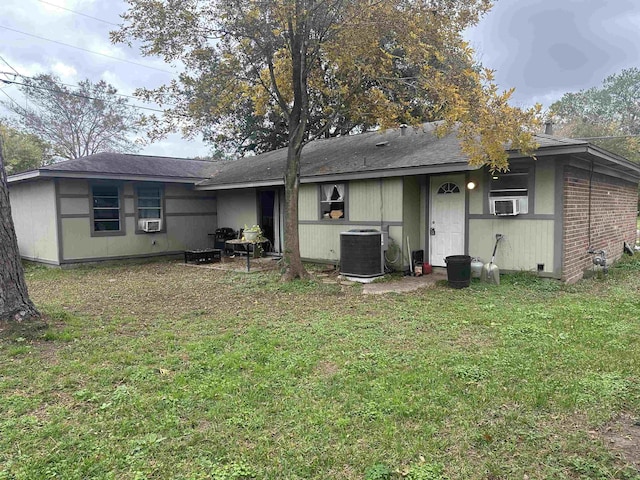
[166,198,217,215]
[297,178,405,264]
[349,179,378,221]
[59,196,89,215]
[467,170,485,215]
[469,219,555,273]
[58,179,88,195]
[402,177,421,267]
[61,215,216,260]
[165,184,211,196]
[349,178,403,222]
[9,180,59,263]
[58,179,216,262]
[299,223,382,262]
[124,197,135,214]
[535,160,556,215]
[382,178,403,221]
[299,184,317,221]
[216,189,257,229]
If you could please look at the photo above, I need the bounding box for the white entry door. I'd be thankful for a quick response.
[430,175,466,267]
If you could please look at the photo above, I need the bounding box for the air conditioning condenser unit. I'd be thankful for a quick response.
[340,230,384,281]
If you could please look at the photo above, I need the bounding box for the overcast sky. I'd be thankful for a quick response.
[2,0,640,159]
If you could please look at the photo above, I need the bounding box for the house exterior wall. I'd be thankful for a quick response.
[57,179,216,263]
[402,176,421,267]
[297,178,404,266]
[8,179,59,264]
[466,159,558,276]
[468,219,555,273]
[562,166,638,283]
[216,189,257,230]
[534,160,556,215]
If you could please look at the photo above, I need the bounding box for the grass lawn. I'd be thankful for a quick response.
[2,257,640,480]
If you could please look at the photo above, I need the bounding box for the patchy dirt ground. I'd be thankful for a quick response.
[601,413,640,471]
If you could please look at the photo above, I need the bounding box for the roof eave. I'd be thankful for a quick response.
[514,143,640,180]
[195,178,285,190]
[9,170,208,184]
[196,162,478,190]
[7,170,42,184]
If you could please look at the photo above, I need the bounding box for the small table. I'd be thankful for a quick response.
[225,239,257,272]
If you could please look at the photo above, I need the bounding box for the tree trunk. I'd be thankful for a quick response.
[282,143,308,280]
[281,11,310,281]
[0,138,41,323]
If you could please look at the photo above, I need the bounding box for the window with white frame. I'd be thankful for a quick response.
[91,185,122,233]
[320,183,345,219]
[489,171,529,214]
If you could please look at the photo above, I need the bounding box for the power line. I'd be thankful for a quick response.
[0,24,175,75]
[0,55,175,107]
[0,78,168,114]
[0,56,177,114]
[0,55,21,77]
[0,86,23,109]
[0,69,171,105]
[576,135,640,140]
[36,0,120,27]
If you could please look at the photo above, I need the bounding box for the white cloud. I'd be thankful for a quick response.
[38,0,97,16]
[142,133,211,158]
[100,70,129,93]
[51,61,78,82]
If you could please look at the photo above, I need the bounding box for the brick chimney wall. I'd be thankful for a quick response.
[562,166,638,283]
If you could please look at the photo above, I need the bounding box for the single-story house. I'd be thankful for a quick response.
[7,154,219,265]
[8,123,640,282]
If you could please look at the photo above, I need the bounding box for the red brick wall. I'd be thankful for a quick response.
[562,166,638,283]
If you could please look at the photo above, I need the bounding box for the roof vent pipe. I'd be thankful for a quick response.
[400,124,408,136]
[544,121,554,135]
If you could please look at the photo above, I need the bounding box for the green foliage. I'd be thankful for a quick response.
[403,461,446,480]
[206,461,257,480]
[0,122,50,174]
[550,67,640,162]
[113,1,539,169]
[365,463,392,480]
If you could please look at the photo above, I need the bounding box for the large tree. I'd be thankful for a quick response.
[113,0,540,279]
[2,74,142,160]
[0,121,51,174]
[550,67,640,162]
[0,136,40,323]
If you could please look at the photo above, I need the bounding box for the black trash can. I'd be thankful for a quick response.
[445,255,472,289]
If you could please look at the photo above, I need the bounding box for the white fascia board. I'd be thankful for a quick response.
[11,170,206,184]
[7,170,42,183]
[195,179,285,191]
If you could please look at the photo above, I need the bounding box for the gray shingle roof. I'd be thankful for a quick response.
[199,124,470,187]
[39,152,221,180]
[10,123,639,186]
[197,124,598,188]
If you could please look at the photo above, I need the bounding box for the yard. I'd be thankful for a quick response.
[2,257,640,480]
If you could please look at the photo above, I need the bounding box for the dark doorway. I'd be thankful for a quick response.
[259,190,276,252]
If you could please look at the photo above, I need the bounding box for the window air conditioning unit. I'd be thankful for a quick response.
[490,198,520,216]
[140,219,162,232]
